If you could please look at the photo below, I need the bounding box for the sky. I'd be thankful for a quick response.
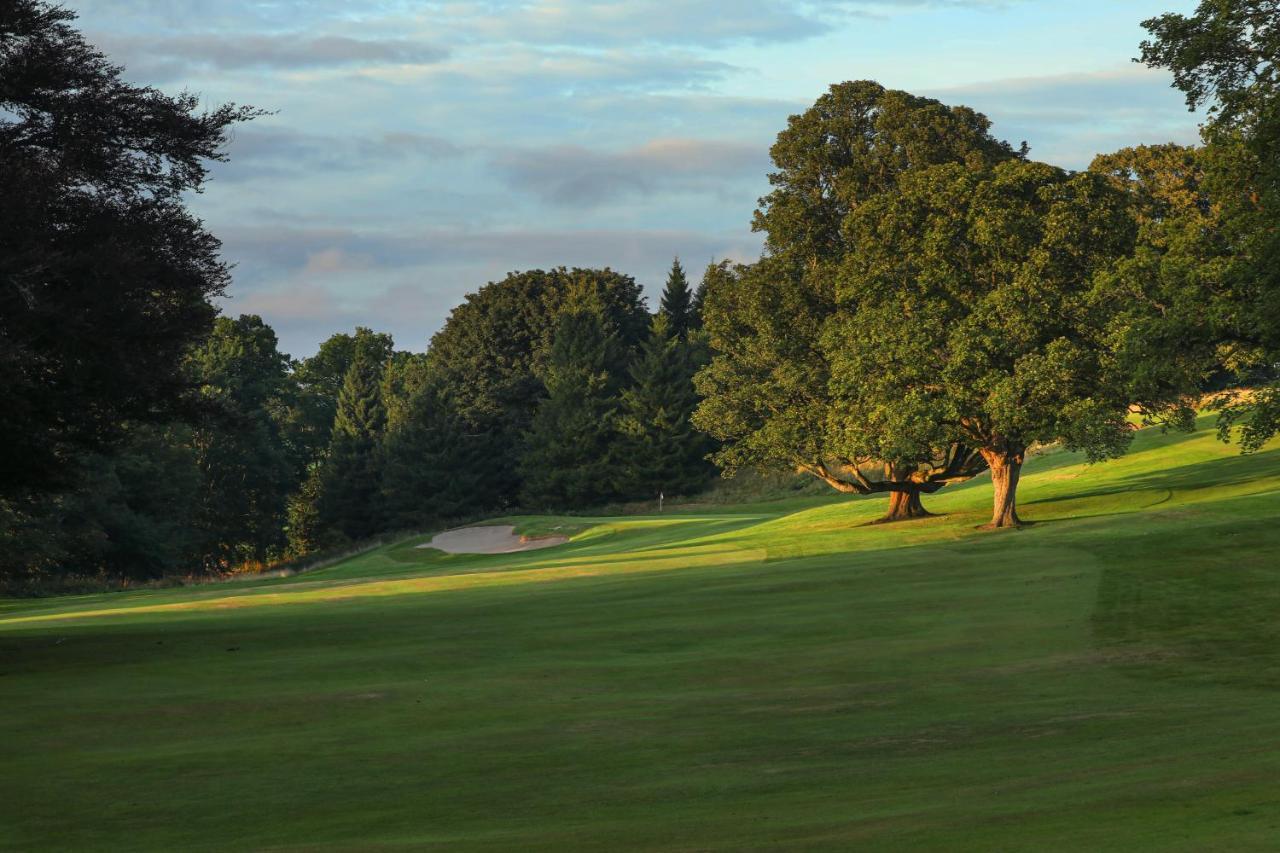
[71,0,1203,358]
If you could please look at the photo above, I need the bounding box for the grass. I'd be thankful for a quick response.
[3,418,1280,850]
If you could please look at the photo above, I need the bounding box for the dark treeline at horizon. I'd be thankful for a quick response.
[3,0,1278,590]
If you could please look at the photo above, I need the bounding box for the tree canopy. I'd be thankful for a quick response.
[695,82,1020,521]
[827,159,1138,527]
[1139,0,1280,451]
[0,0,261,495]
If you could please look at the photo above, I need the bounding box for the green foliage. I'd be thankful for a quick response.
[0,1,261,497]
[0,425,202,585]
[827,160,1138,476]
[519,305,625,509]
[696,83,1017,504]
[285,466,325,557]
[613,315,712,500]
[188,315,298,567]
[658,257,694,338]
[290,328,396,462]
[1140,0,1280,450]
[316,348,388,542]
[428,268,648,504]
[381,352,431,435]
[754,79,1023,266]
[382,378,499,529]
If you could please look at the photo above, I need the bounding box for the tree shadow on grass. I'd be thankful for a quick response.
[1022,447,1280,511]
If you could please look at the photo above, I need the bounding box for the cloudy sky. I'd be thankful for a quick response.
[73,0,1202,358]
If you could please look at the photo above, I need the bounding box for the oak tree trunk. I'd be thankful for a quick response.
[873,487,932,524]
[980,446,1025,529]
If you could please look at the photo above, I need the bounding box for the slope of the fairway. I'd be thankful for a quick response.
[3,420,1280,851]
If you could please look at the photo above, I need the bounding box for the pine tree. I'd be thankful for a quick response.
[613,314,713,500]
[382,379,499,529]
[658,257,693,338]
[316,349,387,540]
[518,306,624,509]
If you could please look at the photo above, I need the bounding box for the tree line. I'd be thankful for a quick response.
[2,0,1278,586]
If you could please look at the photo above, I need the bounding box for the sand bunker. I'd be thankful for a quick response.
[419,524,569,554]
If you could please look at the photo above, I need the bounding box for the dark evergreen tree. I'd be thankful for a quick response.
[381,352,431,435]
[316,349,388,541]
[613,315,713,500]
[658,257,693,338]
[289,328,396,464]
[518,306,624,509]
[285,466,324,557]
[382,378,499,529]
[188,315,298,567]
[428,267,649,506]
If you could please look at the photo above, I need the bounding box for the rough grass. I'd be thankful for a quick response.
[2,418,1280,851]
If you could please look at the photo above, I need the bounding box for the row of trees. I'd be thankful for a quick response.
[1,259,716,583]
[3,0,1276,584]
[694,0,1280,528]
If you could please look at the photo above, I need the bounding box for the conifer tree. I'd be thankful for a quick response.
[317,349,387,540]
[613,314,712,500]
[658,257,693,338]
[382,378,498,529]
[518,306,624,509]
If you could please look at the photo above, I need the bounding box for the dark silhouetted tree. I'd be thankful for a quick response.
[0,1,261,496]
[316,349,388,541]
[658,257,693,338]
[429,268,648,506]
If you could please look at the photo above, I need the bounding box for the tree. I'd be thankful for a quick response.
[381,351,431,435]
[316,349,388,541]
[826,159,1138,528]
[613,314,712,500]
[690,261,728,330]
[382,377,498,529]
[1139,1,1280,451]
[1087,144,1223,428]
[1,424,202,586]
[290,328,395,462]
[695,82,1017,522]
[188,315,298,567]
[0,1,261,496]
[658,258,694,338]
[429,268,649,505]
[519,305,625,509]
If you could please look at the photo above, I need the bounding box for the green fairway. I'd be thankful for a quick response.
[4,419,1280,851]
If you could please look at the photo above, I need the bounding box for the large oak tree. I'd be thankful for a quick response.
[694,82,1020,521]
[827,159,1138,528]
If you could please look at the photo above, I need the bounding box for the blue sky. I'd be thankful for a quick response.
[72,0,1202,357]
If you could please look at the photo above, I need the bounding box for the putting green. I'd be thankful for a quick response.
[2,418,1279,851]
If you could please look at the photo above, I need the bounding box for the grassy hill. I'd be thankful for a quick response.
[3,418,1280,851]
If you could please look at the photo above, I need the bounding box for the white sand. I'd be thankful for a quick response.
[418,524,569,554]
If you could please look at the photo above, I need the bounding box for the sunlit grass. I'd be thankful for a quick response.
[2,418,1279,850]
